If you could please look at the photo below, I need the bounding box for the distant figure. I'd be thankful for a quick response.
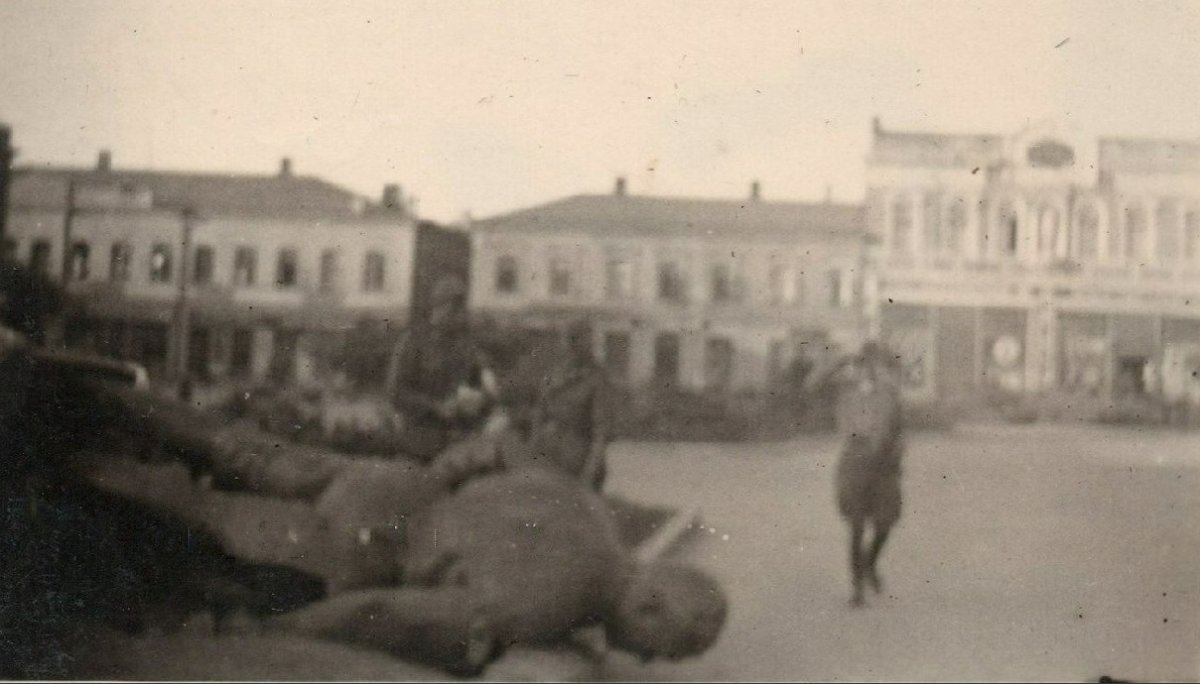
[808,340,905,607]
[384,275,495,461]
[525,319,610,489]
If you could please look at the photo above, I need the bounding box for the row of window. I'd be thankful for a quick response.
[27,239,390,292]
[888,194,1200,264]
[493,254,858,308]
[600,330,736,389]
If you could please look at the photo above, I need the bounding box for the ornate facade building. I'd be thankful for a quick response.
[866,119,1200,405]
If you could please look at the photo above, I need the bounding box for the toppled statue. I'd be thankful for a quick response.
[270,468,727,674]
[87,382,728,675]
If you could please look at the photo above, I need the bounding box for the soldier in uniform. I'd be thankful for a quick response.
[384,274,495,462]
[806,340,905,607]
[513,318,610,489]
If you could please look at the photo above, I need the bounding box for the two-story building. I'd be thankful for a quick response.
[866,118,1200,405]
[469,179,870,392]
[4,151,461,388]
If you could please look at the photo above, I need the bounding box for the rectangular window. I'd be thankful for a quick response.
[998,202,1019,257]
[657,261,686,303]
[704,337,734,390]
[603,331,631,381]
[549,255,571,296]
[319,249,340,292]
[69,242,90,281]
[710,262,733,302]
[230,328,253,376]
[187,327,211,379]
[30,240,51,275]
[923,192,943,252]
[192,245,214,285]
[1185,210,1200,262]
[1155,202,1178,263]
[1124,205,1148,262]
[362,251,386,292]
[110,242,131,282]
[892,198,913,255]
[276,248,298,288]
[149,243,173,283]
[495,255,518,294]
[605,257,634,300]
[653,332,681,384]
[830,268,859,306]
[234,246,257,287]
[768,263,797,304]
[946,202,967,255]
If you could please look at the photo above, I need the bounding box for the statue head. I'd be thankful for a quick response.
[608,562,728,662]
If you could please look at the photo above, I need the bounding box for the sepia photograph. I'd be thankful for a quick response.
[1,1,1198,681]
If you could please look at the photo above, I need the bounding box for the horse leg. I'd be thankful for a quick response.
[848,517,866,607]
[864,519,893,595]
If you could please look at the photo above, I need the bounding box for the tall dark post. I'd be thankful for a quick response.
[0,125,12,241]
[61,180,77,283]
[172,206,196,395]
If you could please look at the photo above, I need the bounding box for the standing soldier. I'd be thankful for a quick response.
[806,340,905,607]
[384,275,495,462]
[521,319,610,490]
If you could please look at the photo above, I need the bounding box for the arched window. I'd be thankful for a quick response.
[891,196,913,255]
[1075,204,1100,262]
[996,200,1019,257]
[1155,200,1178,263]
[1038,207,1063,262]
[946,201,967,256]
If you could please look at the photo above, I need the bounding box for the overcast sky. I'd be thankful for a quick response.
[2,1,1198,222]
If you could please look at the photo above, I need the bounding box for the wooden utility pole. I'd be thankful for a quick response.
[172,206,196,397]
[0,125,12,243]
[61,180,77,283]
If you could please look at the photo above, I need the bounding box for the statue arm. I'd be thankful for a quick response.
[93,381,349,500]
[266,586,497,676]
